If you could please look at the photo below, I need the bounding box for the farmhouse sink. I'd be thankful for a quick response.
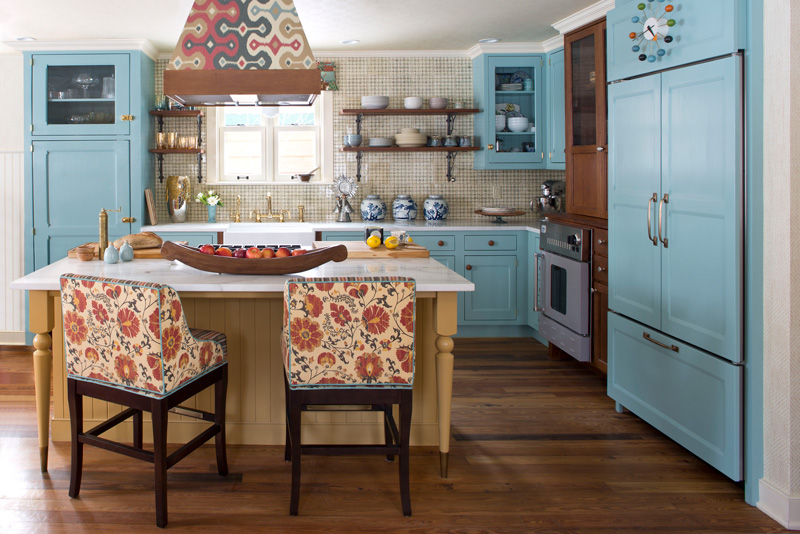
[223,223,315,246]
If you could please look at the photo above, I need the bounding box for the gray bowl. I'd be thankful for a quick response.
[344,134,362,147]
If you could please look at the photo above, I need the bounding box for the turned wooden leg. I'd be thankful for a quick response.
[29,290,55,473]
[432,292,458,479]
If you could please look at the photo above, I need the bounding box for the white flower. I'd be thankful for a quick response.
[207,196,219,206]
[208,190,215,195]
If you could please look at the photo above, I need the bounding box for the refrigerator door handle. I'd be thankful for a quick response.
[647,193,658,245]
[658,193,669,248]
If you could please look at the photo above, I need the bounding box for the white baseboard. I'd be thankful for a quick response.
[0,331,26,345]
[758,478,800,529]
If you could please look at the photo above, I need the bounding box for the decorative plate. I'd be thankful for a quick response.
[495,103,520,114]
[510,71,531,84]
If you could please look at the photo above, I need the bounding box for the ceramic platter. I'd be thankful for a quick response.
[510,71,531,84]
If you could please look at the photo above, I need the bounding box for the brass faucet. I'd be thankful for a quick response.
[265,193,275,219]
[250,209,262,222]
[297,205,305,222]
[278,210,289,223]
[234,195,241,223]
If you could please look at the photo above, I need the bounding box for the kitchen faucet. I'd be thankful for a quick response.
[234,195,241,223]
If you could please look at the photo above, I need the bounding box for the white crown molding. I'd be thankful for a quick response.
[466,42,547,60]
[552,0,615,34]
[758,479,800,529]
[2,39,159,60]
[312,49,469,58]
[542,34,565,53]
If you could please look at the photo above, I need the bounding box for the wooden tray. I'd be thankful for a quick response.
[160,241,349,275]
[313,241,429,258]
[67,242,183,259]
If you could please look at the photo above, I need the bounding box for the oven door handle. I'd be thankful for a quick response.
[533,252,544,312]
[647,193,658,246]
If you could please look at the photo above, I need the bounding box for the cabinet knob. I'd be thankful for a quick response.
[121,217,135,223]
[466,265,472,271]
[591,287,597,294]
[596,146,605,152]
[488,240,495,246]
[597,266,606,272]
[597,239,606,245]
[487,144,494,150]
[438,240,444,247]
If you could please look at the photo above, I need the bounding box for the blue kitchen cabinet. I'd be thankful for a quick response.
[606,0,746,83]
[608,312,742,481]
[527,232,541,330]
[545,49,566,169]
[463,254,518,322]
[406,233,456,272]
[24,50,154,273]
[473,54,545,169]
[158,232,218,247]
[608,56,743,361]
[320,231,362,241]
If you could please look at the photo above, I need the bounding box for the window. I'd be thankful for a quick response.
[207,91,333,183]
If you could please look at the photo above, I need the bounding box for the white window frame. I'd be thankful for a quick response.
[207,90,333,184]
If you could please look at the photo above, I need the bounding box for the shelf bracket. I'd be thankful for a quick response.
[355,113,363,136]
[197,152,203,183]
[355,151,363,182]
[197,114,203,148]
[446,151,458,182]
[156,115,164,133]
[446,113,457,136]
[157,153,164,183]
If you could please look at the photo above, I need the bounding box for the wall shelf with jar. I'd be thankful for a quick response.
[149,109,204,183]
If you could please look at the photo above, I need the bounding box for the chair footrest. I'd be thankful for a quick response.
[301,444,401,456]
[169,405,216,422]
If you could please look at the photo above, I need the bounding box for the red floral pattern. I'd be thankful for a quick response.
[91,301,109,324]
[117,308,140,338]
[283,278,415,388]
[85,347,99,362]
[114,354,138,384]
[74,290,87,312]
[64,311,88,345]
[162,326,182,362]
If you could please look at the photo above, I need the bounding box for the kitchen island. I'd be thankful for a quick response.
[11,255,473,478]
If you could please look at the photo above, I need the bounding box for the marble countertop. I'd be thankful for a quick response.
[11,257,475,293]
[142,217,544,234]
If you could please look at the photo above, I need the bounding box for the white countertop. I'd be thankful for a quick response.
[142,218,543,234]
[10,257,475,293]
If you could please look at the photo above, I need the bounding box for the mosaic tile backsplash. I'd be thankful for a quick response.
[152,57,564,223]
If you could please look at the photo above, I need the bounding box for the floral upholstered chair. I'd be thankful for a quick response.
[281,277,415,516]
[60,274,230,528]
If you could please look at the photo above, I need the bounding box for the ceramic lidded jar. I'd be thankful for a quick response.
[118,241,134,262]
[423,195,449,221]
[392,195,418,221]
[360,194,387,221]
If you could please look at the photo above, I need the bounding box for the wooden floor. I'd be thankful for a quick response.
[0,340,787,533]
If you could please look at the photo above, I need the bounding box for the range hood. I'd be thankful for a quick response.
[163,0,320,107]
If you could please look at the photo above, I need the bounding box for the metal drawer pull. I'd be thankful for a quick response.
[643,332,679,352]
[647,193,657,246]
[658,193,669,248]
[488,240,495,246]
[597,266,606,272]
[438,240,444,247]
[466,265,472,271]
[533,252,543,312]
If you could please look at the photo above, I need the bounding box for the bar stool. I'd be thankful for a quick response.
[59,274,229,528]
[282,277,416,516]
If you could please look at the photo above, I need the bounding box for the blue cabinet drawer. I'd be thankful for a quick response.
[608,312,742,481]
[320,231,362,241]
[408,233,456,251]
[464,234,516,251]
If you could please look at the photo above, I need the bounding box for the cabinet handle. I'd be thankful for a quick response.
[236,175,249,180]
[597,239,606,245]
[658,193,669,248]
[647,193,658,246]
[120,115,134,121]
[643,332,679,352]
[487,144,494,150]
[121,217,135,223]
[488,240,495,246]
[596,146,605,152]
[597,266,606,273]
[438,240,444,247]
[466,265,472,271]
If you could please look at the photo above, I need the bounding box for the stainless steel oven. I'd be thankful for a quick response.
[533,220,592,362]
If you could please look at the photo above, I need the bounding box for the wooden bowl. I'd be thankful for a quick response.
[160,241,348,275]
[75,245,95,261]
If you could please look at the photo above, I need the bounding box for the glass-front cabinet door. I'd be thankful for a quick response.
[31,53,130,136]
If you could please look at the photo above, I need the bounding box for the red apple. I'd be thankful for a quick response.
[233,248,247,258]
[291,248,307,256]
[275,247,291,258]
[199,244,216,255]
[246,247,262,259]
[261,248,275,259]
[215,246,233,257]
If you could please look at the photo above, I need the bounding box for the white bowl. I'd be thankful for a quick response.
[495,115,506,131]
[404,97,423,109]
[369,137,394,147]
[361,96,389,109]
[400,128,421,134]
[429,97,448,109]
[507,117,530,132]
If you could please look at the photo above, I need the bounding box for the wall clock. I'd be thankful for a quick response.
[629,0,677,62]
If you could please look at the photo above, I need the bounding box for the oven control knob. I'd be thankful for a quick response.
[567,234,581,246]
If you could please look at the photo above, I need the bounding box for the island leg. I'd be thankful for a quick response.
[29,291,55,472]
[432,292,458,478]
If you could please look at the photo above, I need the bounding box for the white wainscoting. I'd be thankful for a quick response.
[0,152,26,345]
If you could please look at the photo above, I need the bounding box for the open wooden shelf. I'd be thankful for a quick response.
[149,110,204,117]
[149,148,204,154]
[341,108,479,116]
[341,146,478,153]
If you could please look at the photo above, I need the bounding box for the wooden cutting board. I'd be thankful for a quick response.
[313,241,429,258]
[67,242,185,259]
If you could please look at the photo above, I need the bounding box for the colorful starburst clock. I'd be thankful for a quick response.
[629,0,677,62]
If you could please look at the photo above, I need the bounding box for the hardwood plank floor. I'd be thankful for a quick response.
[0,339,787,533]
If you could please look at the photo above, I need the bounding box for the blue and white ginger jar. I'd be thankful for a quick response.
[360,194,387,221]
[392,195,418,221]
[423,195,449,221]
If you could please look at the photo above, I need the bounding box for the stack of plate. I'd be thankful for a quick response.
[500,83,523,91]
[481,206,515,214]
[395,128,427,147]
[361,96,390,109]
[369,137,394,147]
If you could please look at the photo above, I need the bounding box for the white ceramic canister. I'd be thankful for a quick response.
[392,195,418,221]
[103,245,119,264]
[360,194,387,221]
[423,195,449,221]
[119,240,134,262]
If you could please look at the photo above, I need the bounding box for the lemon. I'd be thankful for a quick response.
[384,236,400,249]
[366,235,382,248]
[407,236,413,243]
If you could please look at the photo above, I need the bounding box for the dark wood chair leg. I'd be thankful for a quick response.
[152,398,169,528]
[289,389,303,516]
[132,409,143,450]
[215,365,229,476]
[383,404,395,462]
[284,378,291,462]
[399,390,413,517]
[67,379,83,499]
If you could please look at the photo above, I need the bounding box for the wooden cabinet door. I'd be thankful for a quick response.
[31,140,131,269]
[565,20,608,218]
